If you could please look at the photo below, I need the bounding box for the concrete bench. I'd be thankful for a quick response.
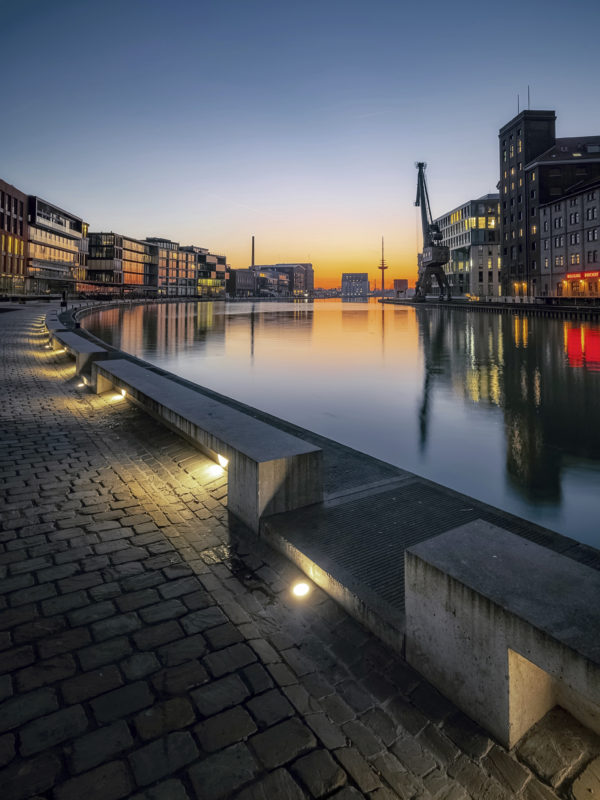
[45,311,67,335]
[51,331,109,375]
[405,519,600,748]
[92,359,323,533]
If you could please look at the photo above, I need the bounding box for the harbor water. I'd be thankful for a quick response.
[82,299,600,548]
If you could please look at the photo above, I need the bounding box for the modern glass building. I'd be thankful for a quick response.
[435,195,501,297]
[87,233,154,296]
[27,196,87,294]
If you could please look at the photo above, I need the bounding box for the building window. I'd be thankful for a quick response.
[570,198,577,207]
[554,217,563,229]
[531,190,536,199]
[587,191,596,201]
[544,239,549,250]
[555,256,564,267]
[544,258,549,269]
[570,253,580,265]
[569,212,580,224]
[587,228,599,242]
[586,207,598,220]
[531,225,537,235]
[569,233,580,245]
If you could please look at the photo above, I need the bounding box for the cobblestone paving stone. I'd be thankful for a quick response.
[0,303,594,799]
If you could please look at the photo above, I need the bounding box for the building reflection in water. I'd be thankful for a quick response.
[416,308,600,504]
[83,300,600,540]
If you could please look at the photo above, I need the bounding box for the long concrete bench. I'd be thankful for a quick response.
[92,359,323,533]
[405,519,600,748]
[50,331,109,375]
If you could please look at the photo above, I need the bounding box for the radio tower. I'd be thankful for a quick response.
[379,236,388,297]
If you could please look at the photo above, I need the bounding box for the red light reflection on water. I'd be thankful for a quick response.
[565,325,600,370]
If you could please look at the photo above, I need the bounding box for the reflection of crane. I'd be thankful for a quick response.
[414,162,451,301]
[417,309,447,451]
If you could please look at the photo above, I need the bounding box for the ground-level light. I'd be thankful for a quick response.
[217,454,229,468]
[292,581,311,598]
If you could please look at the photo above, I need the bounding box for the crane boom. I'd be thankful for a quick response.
[414,162,451,300]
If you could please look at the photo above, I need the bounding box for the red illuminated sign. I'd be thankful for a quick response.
[566,271,600,280]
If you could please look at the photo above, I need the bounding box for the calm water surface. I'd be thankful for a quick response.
[83,300,600,547]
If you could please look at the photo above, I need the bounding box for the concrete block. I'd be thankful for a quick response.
[92,359,323,532]
[405,519,600,748]
[50,330,108,375]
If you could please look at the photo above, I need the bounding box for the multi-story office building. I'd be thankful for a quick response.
[227,268,256,297]
[499,110,600,297]
[435,194,501,297]
[256,268,290,296]
[146,238,181,297]
[341,273,369,297]
[0,179,28,295]
[27,195,87,294]
[87,233,154,295]
[253,263,314,296]
[192,247,229,297]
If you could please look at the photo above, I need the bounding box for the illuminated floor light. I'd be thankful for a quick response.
[77,382,85,388]
[292,581,311,598]
[207,464,225,478]
[217,454,229,468]
[120,389,127,397]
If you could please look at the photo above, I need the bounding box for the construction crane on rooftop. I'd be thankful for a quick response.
[414,162,451,301]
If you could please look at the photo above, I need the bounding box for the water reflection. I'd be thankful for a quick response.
[415,308,600,506]
[83,300,600,544]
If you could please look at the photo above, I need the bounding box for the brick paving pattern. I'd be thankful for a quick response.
[0,303,596,799]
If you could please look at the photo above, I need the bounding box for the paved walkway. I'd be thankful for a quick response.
[0,303,593,800]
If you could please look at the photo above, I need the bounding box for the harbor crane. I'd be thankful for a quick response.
[414,162,451,301]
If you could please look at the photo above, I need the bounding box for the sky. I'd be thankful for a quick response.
[2,0,600,288]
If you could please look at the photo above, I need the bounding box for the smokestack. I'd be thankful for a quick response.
[251,235,255,268]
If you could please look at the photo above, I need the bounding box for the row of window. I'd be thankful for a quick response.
[0,214,24,236]
[543,251,599,268]
[0,192,24,216]
[0,235,24,256]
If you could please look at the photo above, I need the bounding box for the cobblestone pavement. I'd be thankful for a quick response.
[1,304,597,800]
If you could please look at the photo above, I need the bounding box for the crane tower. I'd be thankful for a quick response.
[414,162,451,301]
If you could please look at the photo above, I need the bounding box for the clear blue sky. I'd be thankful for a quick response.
[2,0,599,285]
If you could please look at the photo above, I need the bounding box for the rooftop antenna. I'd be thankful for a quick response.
[517,94,520,114]
[251,235,255,268]
[527,85,531,109]
[379,236,388,297]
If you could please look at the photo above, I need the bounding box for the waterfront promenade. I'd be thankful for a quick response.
[0,303,595,800]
